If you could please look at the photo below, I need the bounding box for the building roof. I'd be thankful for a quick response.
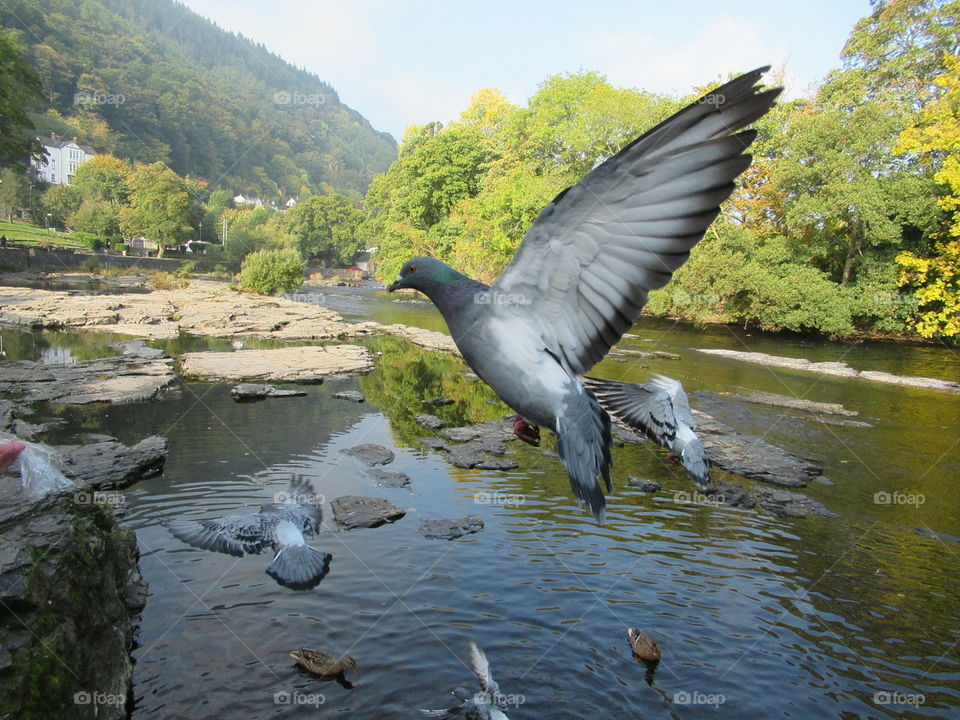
[39,134,97,155]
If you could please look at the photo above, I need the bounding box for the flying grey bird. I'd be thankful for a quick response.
[388,68,780,521]
[583,374,710,486]
[165,476,331,590]
[421,642,511,720]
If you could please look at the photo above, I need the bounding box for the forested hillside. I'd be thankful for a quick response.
[361,0,959,339]
[0,0,397,198]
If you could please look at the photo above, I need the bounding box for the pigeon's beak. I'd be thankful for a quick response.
[386,275,402,292]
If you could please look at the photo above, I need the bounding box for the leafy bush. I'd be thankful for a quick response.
[147,271,188,290]
[113,242,129,253]
[238,248,305,295]
[81,256,100,273]
[176,260,197,277]
[73,232,107,251]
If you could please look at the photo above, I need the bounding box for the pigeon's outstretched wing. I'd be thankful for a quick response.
[491,68,781,376]
[648,373,695,429]
[469,642,501,703]
[582,376,678,447]
[260,474,323,534]
[165,514,269,557]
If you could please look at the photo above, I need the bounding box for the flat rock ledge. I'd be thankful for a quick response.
[697,348,959,394]
[342,444,395,466]
[0,339,175,405]
[697,482,837,519]
[693,411,826,488]
[180,344,372,382]
[0,434,166,719]
[230,383,307,400]
[368,469,411,488]
[331,495,405,530]
[419,515,484,540]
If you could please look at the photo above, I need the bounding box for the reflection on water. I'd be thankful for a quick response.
[5,286,959,718]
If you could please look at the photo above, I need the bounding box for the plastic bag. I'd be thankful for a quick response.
[0,434,74,500]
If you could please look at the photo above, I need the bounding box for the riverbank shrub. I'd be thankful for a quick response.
[237,248,305,295]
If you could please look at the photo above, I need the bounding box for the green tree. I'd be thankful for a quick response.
[72,154,131,203]
[0,30,43,169]
[119,162,194,255]
[41,184,81,228]
[69,198,120,239]
[280,193,363,264]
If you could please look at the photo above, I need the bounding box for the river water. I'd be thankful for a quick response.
[6,283,959,719]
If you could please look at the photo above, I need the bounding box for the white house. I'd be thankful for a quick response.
[233,193,265,207]
[31,134,97,186]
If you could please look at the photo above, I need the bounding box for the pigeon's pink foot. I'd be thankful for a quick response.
[512,415,540,446]
[667,453,680,464]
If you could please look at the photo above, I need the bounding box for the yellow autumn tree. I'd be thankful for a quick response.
[896,53,960,338]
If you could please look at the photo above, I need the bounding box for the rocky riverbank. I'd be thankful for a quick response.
[0,436,167,720]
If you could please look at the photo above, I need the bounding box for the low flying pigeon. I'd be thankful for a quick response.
[583,374,710,486]
[165,475,331,590]
[388,68,780,520]
[421,641,511,719]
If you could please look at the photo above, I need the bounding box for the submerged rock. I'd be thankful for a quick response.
[421,419,521,470]
[333,390,365,403]
[368,469,411,488]
[419,515,485,540]
[414,414,446,430]
[331,495,405,529]
[751,486,838,519]
[342,444,395,466]
[230,383,308,400]
[724,390,858,416]
[626,477,661,493]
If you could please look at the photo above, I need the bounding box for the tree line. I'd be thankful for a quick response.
[358,0,960,340]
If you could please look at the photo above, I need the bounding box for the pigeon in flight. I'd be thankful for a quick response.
[388,68,780,520]
[165,475,331,590]
[584,374,710,486]
[421,641,511,719]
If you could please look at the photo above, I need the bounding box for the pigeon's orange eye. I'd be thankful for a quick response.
[409,264,417,273]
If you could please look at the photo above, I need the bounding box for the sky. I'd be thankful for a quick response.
[178,0,873,141]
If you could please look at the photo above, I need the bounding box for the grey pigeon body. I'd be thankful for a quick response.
[165,476,331,590]
[584,374,711,486]
[421,642,511,720]
[389,68,780,520]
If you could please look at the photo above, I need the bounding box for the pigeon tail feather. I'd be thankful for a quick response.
[266,545,332,591]
[555,387,612,522]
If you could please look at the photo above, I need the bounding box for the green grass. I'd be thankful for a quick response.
[0,219,87,249]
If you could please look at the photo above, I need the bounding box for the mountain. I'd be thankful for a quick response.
[0,0,397,197]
